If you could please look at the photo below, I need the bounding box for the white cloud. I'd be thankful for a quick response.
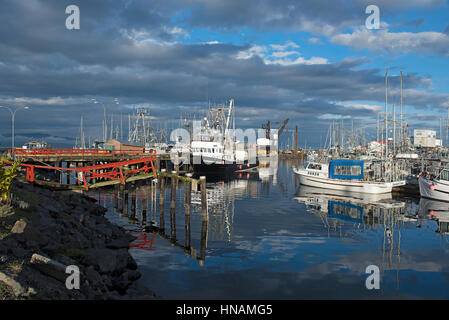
[164,26,190,38]
[341,103,382,112]
[308,37,323,45]
[237,43,328,65]
[0,96,84,106]
[203,40,220,45]
[235,45,267,59]
[265,56,328,66]
[270,41,299,51]
[271,51,300,58]
[318,114,352,120]
[331,28,449,55]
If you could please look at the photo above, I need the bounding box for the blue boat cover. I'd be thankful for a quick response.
[328,201,363,223]
[329,159,364,180]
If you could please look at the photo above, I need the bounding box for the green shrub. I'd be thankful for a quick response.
[0,156,21,203]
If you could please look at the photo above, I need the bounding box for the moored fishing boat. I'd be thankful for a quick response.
[293,159,406,194]
[191,99,258,176]
[418,168,449,202]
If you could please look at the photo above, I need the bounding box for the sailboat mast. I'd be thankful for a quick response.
[400,70,403,150]
[393,104,396,155]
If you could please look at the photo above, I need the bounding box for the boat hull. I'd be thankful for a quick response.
[418,176,449,202]
[193,161,258,176]
[293,168,401,194]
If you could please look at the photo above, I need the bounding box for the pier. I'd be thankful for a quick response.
[6,148,179,190]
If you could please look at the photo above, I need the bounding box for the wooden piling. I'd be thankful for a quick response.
[185,173,192,249]
[123,188,129,216]
[200,176,207,221]
[159,169,166,231]
[114,185,119,211]
[118,184,124,213]
[155,157,161,173]
[142,188,148,230]
[170,171,178,242]
[66,162,71,184]
[170,171,177,209]
[199,219,208,266]
[131,190,137,221]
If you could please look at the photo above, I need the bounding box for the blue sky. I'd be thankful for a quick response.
[0,0,448,148]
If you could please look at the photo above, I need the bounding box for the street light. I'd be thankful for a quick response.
[0,105,29,149]
[90,98,119,142]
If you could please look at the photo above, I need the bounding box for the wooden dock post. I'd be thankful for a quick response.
[185,173,192,249]
[142,188,148,230]
[159,169,166,231]
[118,184,124,213]
[155,156,160,173]
[123,188,129,216]
[200,176,207,221]
[170,171,178,242]
[131,189,137,221]
[114,185,119,211]
[66,161,71,184]
[199,219,208,266]
[170,171,177,209]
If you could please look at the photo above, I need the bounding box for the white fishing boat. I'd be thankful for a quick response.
[191,99,257,175]
[418,168,449,202]
[293,159,406,194]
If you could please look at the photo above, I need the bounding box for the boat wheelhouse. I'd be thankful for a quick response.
[293,159,405,194]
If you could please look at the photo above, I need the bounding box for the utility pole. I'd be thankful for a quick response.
[0,105,29,149]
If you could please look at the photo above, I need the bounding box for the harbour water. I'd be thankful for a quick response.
[91,160,449,299]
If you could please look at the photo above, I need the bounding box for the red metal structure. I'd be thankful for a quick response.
[5,150,157,190]
[9,148,151,161]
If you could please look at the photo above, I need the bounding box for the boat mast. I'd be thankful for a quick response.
[393,103,396,155]
[400,70,403,151]
[385,67,389,158]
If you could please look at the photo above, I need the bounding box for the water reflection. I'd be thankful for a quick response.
[293,186,407,228]
[418,198,449,235]
[90,160,449,299]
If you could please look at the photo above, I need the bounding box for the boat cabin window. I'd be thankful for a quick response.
[334,165,362,176]
[441,169,449,181]
[307,163,322,170]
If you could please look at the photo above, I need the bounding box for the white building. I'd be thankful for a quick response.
[414,129,437,148]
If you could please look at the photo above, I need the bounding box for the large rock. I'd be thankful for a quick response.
[85,248,129,275]
[11,219,49,248]
[30,253,74,283]
[106,239,130,249]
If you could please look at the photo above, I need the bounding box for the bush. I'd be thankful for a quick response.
[0,156,21,203]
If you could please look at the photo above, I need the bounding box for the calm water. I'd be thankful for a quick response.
[91,160,449,299]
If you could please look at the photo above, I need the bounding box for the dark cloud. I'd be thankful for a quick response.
[0,0,447,148]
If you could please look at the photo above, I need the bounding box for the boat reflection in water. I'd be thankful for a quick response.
[293,186,408,230]
[418,198,449,235]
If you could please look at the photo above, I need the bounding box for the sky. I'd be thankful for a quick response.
[0,0,448,149]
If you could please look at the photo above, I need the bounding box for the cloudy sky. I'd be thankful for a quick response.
[0,0,448,148]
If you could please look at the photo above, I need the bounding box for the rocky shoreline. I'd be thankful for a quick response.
[0,180,157,300]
